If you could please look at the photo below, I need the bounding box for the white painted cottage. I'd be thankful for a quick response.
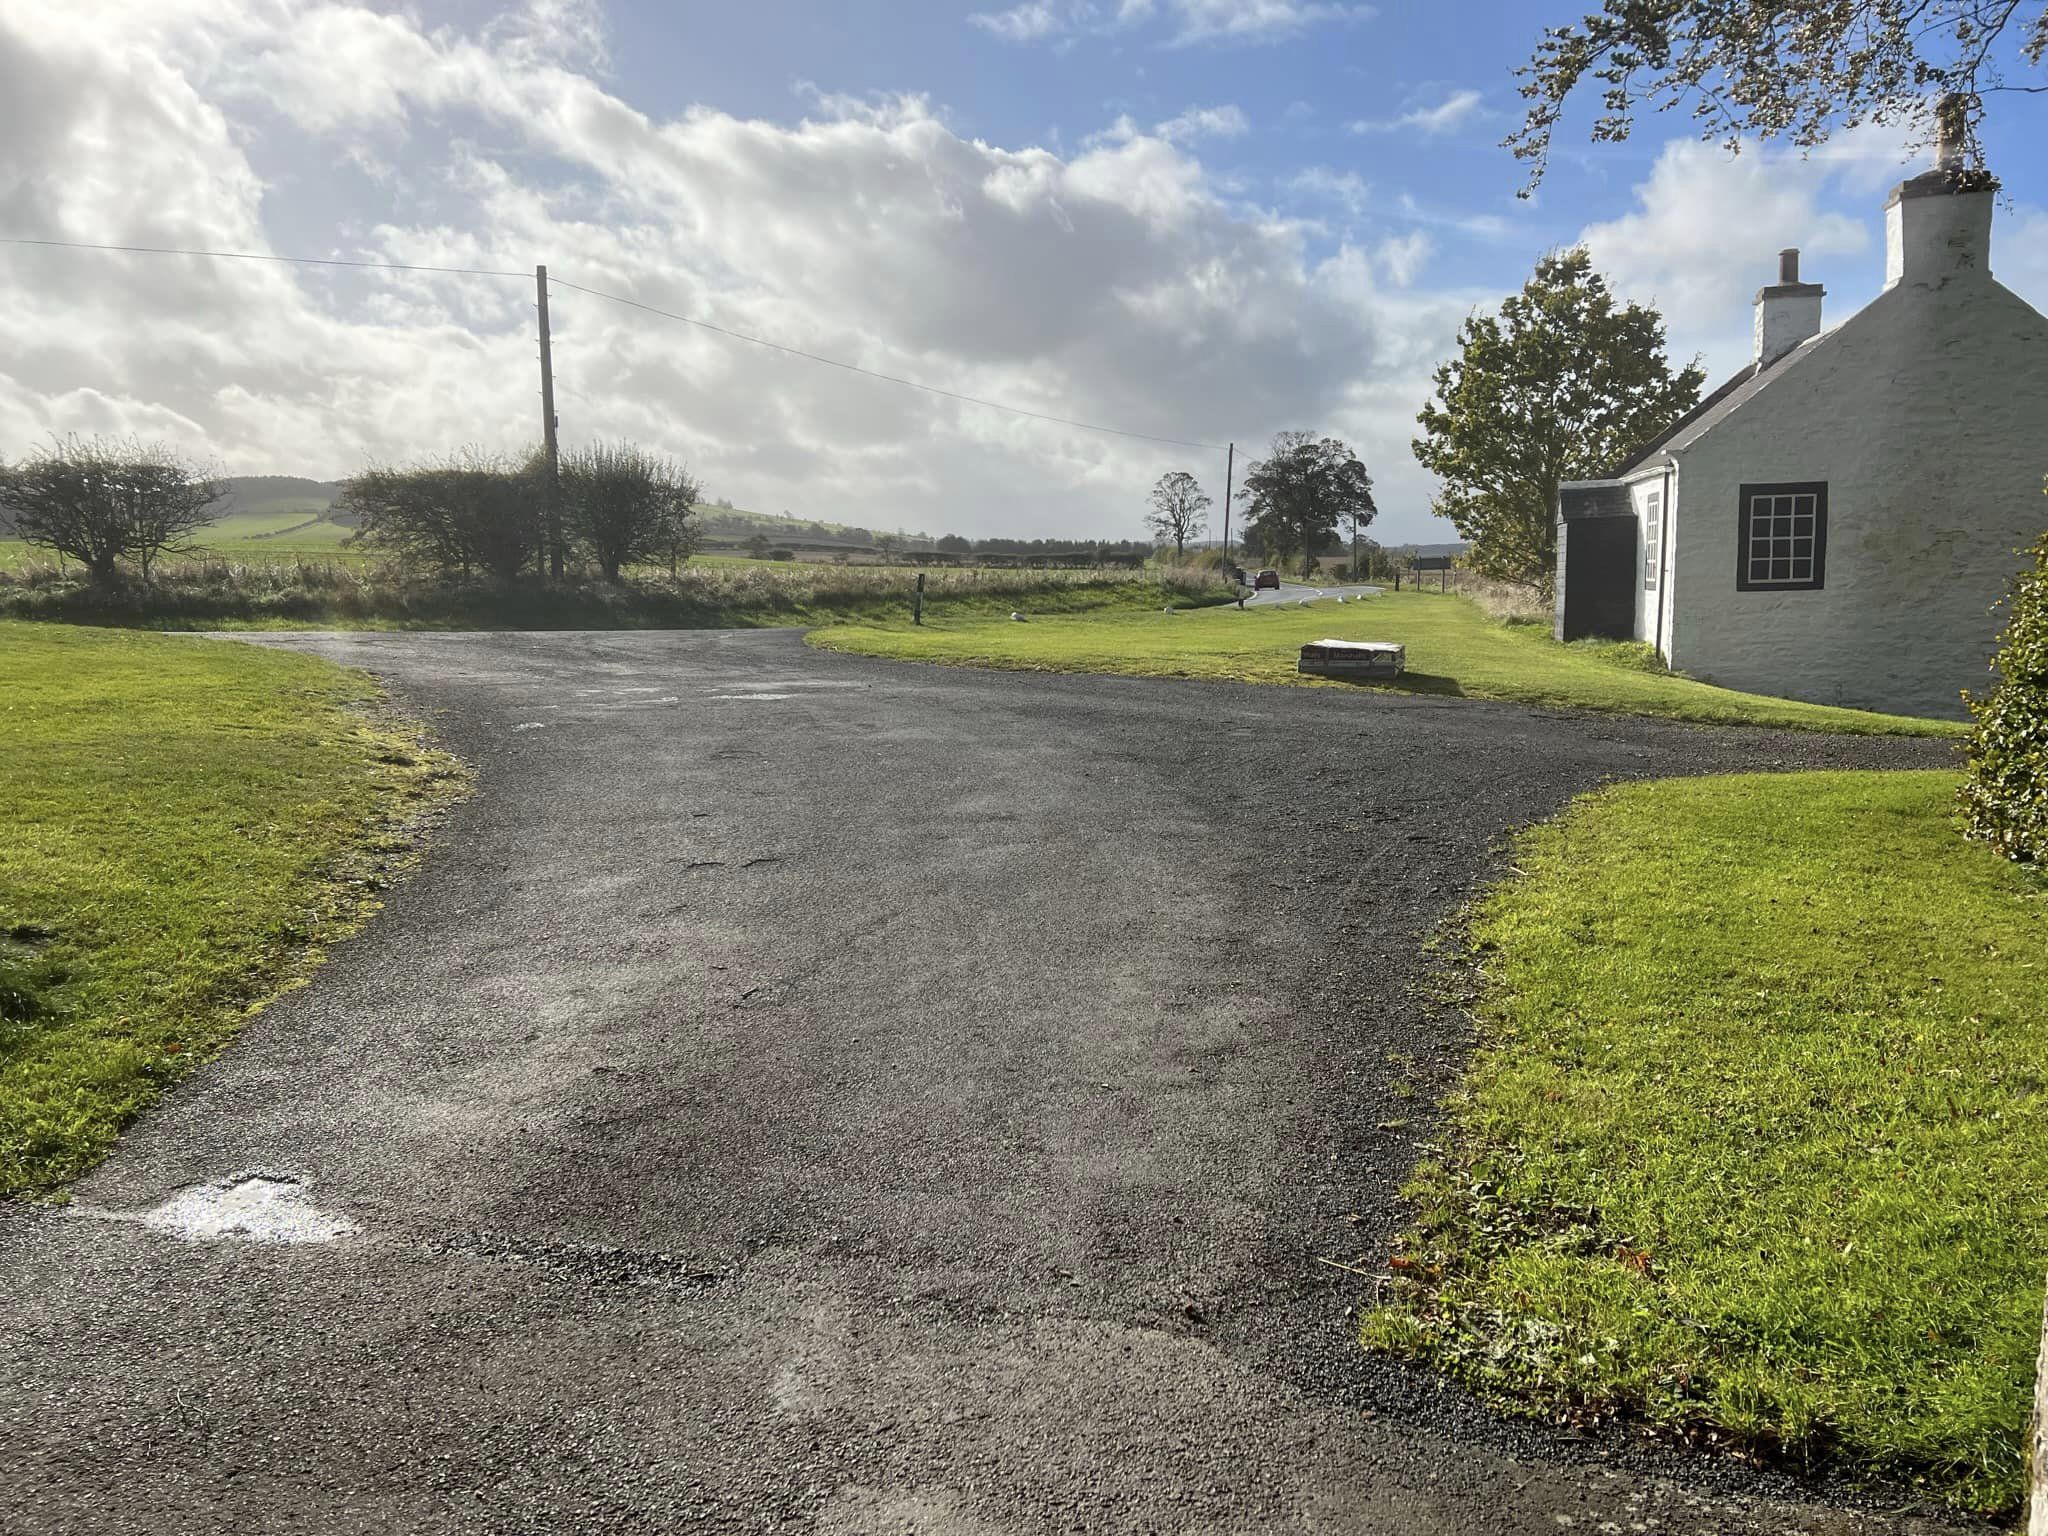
[1554,135,2048,719]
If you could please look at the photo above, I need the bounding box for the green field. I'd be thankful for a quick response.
[0,622,460,1196]
[808,591,1965,737]
[1,509,366,573]
[1363,772,2048,1516]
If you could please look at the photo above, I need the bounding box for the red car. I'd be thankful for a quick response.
[1253,569,1281,590]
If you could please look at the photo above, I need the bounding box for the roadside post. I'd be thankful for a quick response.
[2031,1274,2046,1532]
[914,571,925,626]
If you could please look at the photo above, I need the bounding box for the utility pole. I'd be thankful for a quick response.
[536,263,564,580]
[1221,441,1235,559]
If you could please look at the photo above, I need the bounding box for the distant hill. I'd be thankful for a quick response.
[214,475,351,528]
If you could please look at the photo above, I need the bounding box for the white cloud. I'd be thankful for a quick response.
[1155,104,1249,143]
[0,0,1479,542]
[968,0,1369,48]
[1376,230,1432,287]
[1352,88,1483,136]
[1395,192,1510,240]
[1995,205,2048,312]
[1164,0,1372,44]
[1577,137,1884,379]
[1287,167,1370,219]
[969,2,1068,43]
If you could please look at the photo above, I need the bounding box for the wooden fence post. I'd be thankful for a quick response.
[913,571,925,626]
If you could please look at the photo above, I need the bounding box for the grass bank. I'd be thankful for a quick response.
[0,561,1220,631]
[0,622,462,1197]
[1363,772,2048,1517]
[808,591,1962,737]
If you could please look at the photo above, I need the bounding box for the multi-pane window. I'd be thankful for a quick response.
[1736,482,1828,591]
[1642,489,1662,592]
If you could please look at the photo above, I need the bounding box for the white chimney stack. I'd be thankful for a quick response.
[1885,94,1996,288]
[1754,247,1825,368]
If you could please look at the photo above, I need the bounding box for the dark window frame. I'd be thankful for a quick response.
[1735,481,1828,592]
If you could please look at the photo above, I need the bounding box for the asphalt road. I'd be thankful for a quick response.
[1238,580,1384,607]
[2,629,1966,1535]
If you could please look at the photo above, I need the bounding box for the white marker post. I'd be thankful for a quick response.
[2032,1276,2047,1533]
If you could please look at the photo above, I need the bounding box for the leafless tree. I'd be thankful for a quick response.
[0,435,222,584]
[340,449,544,580]
[561,441,700,582]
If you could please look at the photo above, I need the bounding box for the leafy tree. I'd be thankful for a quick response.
[745,533,772,561]
[1510,3,2044,191]
[873,531,901,562]
[1958,491,2048,863]
[1238,432,1376,579]
[341,449,544,580]
[1413,247,1703,590]
[1145,470,1212,557]
[1,435,222,584]
[561,442,699,582]
[935,533,972,554]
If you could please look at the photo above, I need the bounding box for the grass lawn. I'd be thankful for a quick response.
[1362,771,2048,1517]
[808,591,1963,737]
[0,622,461,1197]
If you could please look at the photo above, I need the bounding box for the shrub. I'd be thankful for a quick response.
[560,441,700,582]
[0,435,222,583]
[339,450,543,580]
[1958,522,2048,864]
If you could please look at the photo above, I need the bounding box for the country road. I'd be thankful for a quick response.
[1,629,1964,1535]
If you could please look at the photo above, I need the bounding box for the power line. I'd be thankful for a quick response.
[0,233,1228,451]
[547,275,1226,451]
[0,235,531,282]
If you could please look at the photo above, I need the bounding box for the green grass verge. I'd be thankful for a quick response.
[0,621,463,1197]
[1362,771,2048,1517]
[808,592,1961,737]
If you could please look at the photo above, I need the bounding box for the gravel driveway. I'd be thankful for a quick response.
[0,629,1964,1534]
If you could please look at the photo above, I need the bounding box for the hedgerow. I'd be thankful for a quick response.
[1959,514,2048,864]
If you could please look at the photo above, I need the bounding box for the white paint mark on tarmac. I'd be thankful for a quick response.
[77,1173,356,1244]
[707,693,794,701]
[513,722,549,731]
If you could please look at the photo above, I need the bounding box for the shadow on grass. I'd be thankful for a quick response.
[1318,670,1468,698]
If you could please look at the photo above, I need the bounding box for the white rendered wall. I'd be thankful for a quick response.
[1756,292,1824,367]
[1664,271,2048,719]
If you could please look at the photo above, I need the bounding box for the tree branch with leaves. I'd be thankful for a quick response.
[1510,0,2046,193]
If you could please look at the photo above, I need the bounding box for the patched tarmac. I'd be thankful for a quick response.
[1,629,1966,1534]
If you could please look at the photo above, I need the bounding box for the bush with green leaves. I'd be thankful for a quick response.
[1959,518,2048,863]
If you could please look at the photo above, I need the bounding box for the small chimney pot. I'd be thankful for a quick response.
[1934,93,1967,171]
[1779,249,1800,284]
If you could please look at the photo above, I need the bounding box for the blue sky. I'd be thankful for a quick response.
[2,1,2044,544]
